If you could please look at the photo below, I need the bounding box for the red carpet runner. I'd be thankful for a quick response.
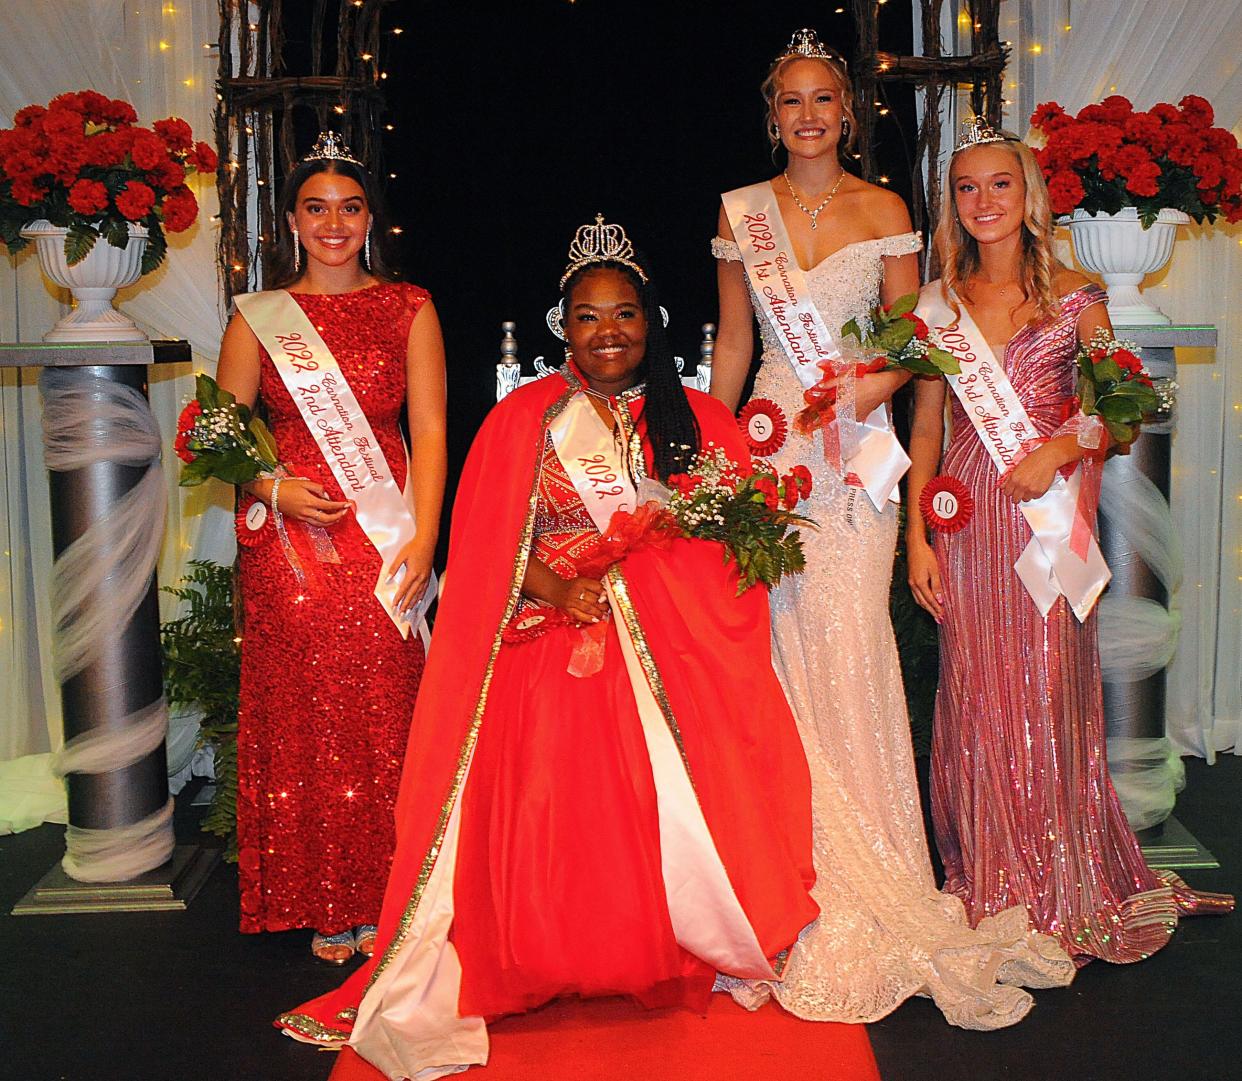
[328,994,880,1080]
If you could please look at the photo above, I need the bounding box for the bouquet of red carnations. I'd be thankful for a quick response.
[1074,328,1158,445]
[664,446,813,594]
[578,448,813,596]
[0,90,217,272]
[175,374,280,487]
[796,293,958,434]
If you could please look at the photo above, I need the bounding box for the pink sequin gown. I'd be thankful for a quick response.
[235,282,429,935]
[931,284,1225,964]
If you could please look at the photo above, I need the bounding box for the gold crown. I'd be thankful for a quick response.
[301,131,364,167]
[954,115,1008,153]
[776,28,847,68]
[559,213,649,289]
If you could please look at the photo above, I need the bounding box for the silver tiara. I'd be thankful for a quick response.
[776,28,847,68]
[954,115,1008,153]
[301,131,364,167]
[559,213,649,290]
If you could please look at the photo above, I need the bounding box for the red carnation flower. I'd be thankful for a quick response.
[1124,161,1161,198]
[67,178,109,216]
[9,175,47,206]
[1112,349,1143,373]
[1204,128,1238,155]
[153,117,194,151]
[161,185,199,233]
[1165,124,1205,166]
[1122,112,1162,148]
[1179,94,1214,130]
[188,140,218,172]
[781,478,799,511]
[899,312,930,339]
[791,464,812,498]
[1076,103,1109,124]
[103,98,138,126]
[1046,170,1085,215]
[1151,103,1181,124]
[13,104,47,127]
[128,128,168,171]
[115,180,156,221]
[76,90,114,125]
[1193,153,1224,191]
[47,91,86,115]
[147,158,186,191]
[82,128,133,167]
[1030,102,1069,132]
[1099,95,1133,123]
[41,106,85,140]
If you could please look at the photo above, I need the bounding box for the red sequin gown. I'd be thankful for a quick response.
[236,282,429,935]
[931,284,1228,964]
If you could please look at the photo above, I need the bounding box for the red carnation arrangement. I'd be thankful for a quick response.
[1030,94,1242,226]
[0,90,218,273]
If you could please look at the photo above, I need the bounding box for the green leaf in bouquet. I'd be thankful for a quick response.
[103,219,131,250]
[1092,358,1123,383]
[195,372,221,409]
[841,316,864,344]
[926,345,960,376]
[1096,396,1144,424]
[250,417,280,469]
[887,292,918,318]
[210,453,265,486]
[1077,373,1097,416]
[898,354,947,377]
[178,455,214,487]
[63,223,98,266]
[1104,418,1138,444]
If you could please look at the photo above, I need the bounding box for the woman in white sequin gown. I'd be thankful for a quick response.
[707,33,1074,1030]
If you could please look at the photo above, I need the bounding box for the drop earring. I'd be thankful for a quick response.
[363,221,372,270]
[842,117,851,138]
[292,228,301,273]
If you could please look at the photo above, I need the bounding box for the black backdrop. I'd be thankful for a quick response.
[283,0,918,532]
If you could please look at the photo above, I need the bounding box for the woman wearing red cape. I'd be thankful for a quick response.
[276,217,819,1078]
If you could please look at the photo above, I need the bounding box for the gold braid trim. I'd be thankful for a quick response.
[606,565,696,793]
[276,1011,351,1044]
[364,384,577,993]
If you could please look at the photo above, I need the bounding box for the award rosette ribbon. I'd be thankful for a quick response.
[919,476,973,533]
[737,397,788,457]
[235,496,274,548]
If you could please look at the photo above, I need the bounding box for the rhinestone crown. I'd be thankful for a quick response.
[776,28,846,68]
[559,213,649,289]
[953,115,1008,153]
[301,131,364,167]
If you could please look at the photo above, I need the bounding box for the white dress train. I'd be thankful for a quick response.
[712,232,1074,1029]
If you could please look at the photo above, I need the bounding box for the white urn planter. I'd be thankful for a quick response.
[1060,207,1189,326]
[19,219,149,342]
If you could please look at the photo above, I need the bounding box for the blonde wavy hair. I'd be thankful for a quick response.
[933,135,1060,321]
[761,53,858,166]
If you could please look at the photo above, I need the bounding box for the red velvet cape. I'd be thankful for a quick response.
[277,371,817,1044]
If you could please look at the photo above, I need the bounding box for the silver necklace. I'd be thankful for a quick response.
[782,170,846,230]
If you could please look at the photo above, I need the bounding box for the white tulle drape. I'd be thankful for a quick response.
[931,1,1242,768]
[0,0,235,835]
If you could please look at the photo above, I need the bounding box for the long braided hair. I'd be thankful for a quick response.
[562,260,700,482]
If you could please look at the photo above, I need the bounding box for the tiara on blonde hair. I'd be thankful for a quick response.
[774,28,847,69]
[953,115,1007,154]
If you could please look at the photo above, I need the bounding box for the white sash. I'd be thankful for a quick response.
[235,289,435,639]
[916,284,1110,621]
[547,390,636,532]
[550,387,776,976]
[721,182,908,508]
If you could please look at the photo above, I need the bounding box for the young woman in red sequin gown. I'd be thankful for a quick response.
[215,145,447,962]
[907,134,1231,966]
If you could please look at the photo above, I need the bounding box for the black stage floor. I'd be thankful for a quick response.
[2,756,1236,1081]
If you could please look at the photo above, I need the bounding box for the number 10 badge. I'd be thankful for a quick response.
[918,475,974,533]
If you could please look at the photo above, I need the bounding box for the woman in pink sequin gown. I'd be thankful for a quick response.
[907,133,1231,965]
[216,147,447,962]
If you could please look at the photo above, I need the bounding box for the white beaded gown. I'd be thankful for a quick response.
[712,231,1074,1029]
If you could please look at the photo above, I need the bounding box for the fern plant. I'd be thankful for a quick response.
[161,559,240,860]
